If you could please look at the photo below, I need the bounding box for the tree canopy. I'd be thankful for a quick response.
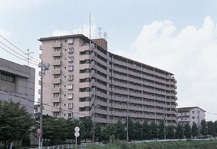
[0,99,34,149]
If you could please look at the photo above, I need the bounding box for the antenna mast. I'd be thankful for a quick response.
[97,27,102,38]
[89,12,91,39]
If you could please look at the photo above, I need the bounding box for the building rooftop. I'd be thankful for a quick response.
[178,106,206,112]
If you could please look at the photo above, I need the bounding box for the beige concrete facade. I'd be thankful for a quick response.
[178,106,206,127]
[0,58,35,115]
[39,34,178,126]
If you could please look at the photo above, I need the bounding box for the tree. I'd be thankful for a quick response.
[207,121,215,137]
[200,120,207,137]
[42,116,67,145]
[213,121,217,137]
[83,118,93,140]
[115,119,125,140]
[142,120,149,139]
[125,116,135,140]
[94,122,102,141]
[134,121,143,140]
[0,100,34,149]
[150,121,158,139]
[175,124,184,139]
[158,120,165,139]
[166,125,175,139]
[184,123,191,139]
[102,123,116,140]
[192,122,198,138]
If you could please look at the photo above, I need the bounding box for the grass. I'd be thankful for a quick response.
[85,139,217,149]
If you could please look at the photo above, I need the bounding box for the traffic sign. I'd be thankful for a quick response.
[75,127,80,132]
[37,129,41,133]
[74,132,80,137]
[37,133,41,137]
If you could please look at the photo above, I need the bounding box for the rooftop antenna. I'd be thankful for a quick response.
[89,12,91,39]
[104,32,108,40]
[81,28,83,34]
[97,27,102,38]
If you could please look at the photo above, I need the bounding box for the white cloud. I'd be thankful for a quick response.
[114,16,217,121]
[52,30,71,36]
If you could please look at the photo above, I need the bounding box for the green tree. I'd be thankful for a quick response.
[65,119,80,141]
[166,125,175,139]
[213,121,217,137]
[192,122,198,138]
[134,121,143,140]
[158,120,165,139]
[207,121,215,137]
[184,123,191,139]
[115,119,125,140]
[200,120,207,137]
[142,120,149,139]
[102,123,116,140]
[0,100,34,149]
[42,116,67,145]
[128,117,135,140]
[94,122,101,141]
[150,121,158,139]
[175,124,184,139]
[83,118,93,140]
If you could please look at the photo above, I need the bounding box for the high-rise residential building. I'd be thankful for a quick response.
[0,58,35,115]
[38,34,178,126]
[178,106,206,127]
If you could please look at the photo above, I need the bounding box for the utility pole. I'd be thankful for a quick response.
[26,49,33,66]
[38,59,49,149]
[198,110,201,139]
[164,105,166,140]
[92,87,96,144]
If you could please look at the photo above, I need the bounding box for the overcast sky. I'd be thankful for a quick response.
[0,0,217,121]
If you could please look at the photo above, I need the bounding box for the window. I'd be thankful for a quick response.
[192,116,195,119]
[68,84,73,90]
[68,48,74,53]
[68,103,73,108]
[68,75,74,80]
[68,65,73,71]
[54,57,60,61]
[54,84,59,88]
[53,75,60,79]
[53,113,59,117]
[68,113,72,117]
[54,66,60,70]
[53,103,59,107]
[68,56,74,62]
[53,93,59,97]
[68,38,73,44]
[55,40,59,43]
[68,93,73,99]
[1,72,15,83]
[192,111,194,114]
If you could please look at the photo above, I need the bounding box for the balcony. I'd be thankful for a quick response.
[52,97,60,102]
[52,88,61,93]
[52,60,61,66]
[52,51,61,57]
[53,69,61,75]
[52,78,61,84]
[51,106,60,112]
[52,42,61,48]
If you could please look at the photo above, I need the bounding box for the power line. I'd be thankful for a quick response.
[0,34,40,62]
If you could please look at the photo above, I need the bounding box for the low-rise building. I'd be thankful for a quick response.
[0,58,35,115]
[178,106,206,127]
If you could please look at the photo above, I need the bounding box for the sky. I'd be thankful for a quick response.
[0,0,217,121]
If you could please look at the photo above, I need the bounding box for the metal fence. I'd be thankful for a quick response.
[33,144,75,149]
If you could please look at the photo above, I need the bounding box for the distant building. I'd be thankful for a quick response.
[178,106,206,127]
[38,34,178,126]
[0,58,35,115]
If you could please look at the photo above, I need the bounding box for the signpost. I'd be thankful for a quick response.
[74,127,80,147]
[37,129,41,148]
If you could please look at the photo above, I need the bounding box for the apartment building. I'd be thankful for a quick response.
[38,34,178,126]
[0,58,35,115]
[178,106,206,127]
